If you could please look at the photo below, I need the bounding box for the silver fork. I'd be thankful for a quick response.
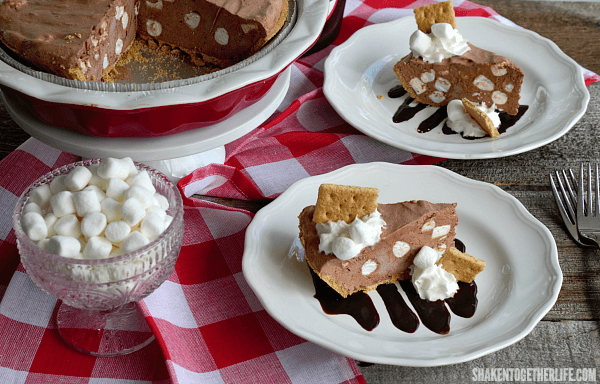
[550,168,595,247]
[576,163,600,247]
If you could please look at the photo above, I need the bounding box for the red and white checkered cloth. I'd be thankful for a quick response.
[0,1,598,383]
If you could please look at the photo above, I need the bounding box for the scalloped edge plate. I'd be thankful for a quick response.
[323,17,589,159]
[242,163,561,366]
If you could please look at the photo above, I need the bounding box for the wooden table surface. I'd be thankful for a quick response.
[1,1,598,382]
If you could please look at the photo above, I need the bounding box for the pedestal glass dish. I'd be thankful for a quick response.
[12,159,184,356]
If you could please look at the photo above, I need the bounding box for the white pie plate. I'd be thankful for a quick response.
[242,163,561,366]
[323,17,589,159]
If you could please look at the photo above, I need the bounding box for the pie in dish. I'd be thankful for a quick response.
[0,0,288,81]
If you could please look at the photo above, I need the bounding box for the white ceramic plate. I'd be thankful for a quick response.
[323,17,589,159]
[0,0,327,110]
[242,163,561,366]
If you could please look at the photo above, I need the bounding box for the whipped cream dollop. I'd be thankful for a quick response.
[410,23,470,63]
[446,99,500,137]
[316,211,386,260]
[410,246,458,301]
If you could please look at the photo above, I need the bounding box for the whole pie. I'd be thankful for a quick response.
[0,0,288,81]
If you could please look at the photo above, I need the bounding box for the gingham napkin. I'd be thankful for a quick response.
[1,1,598,383]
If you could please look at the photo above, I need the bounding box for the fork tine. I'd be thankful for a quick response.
[566,168,578,206]
[590,163,600,216]
[557,170,576,223]
[578,163,585,218]
[550,173,569,222]
[588,163,593,217]
[550,171,575,224]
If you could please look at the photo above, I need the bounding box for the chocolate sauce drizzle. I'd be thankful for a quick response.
[446,281,478,318]
[310,268,380,331]
[387,85,407,98]
[387,85,529,137]
[392,97,427,123]
[376,284,419,333]
[399,280,451,334]
[310,239,478,334]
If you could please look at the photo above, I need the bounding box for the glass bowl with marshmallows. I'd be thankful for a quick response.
[12,157,184,357]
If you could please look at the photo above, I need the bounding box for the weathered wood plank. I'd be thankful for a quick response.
[360,320,600,383]
[471,0,600,75]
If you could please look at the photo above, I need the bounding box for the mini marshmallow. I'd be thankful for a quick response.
[97,158,130,180]
[50,191,76,217]
[29,184,52,209]
[105,220,131,243]
[105,178,130,200]
[49,175,69,195]
[44,212,58,237]
[94,177,110,192]
[64,166,93,191]
[73,189,101,217]
[23,202,43,215]
[47,235,81,257]
[121,231,150,253]
[146,204,162,214]
[140,209,167,241]
[120,197,146,226]
[101,198,122,222]
[83,185,106,202]
[81,212,108,238]
[126,170,156,194]
[20,157,173,261]
[153,193,169,210]
[124,185,155,209]
[87,164,102,186]
[164,214,173,230]
[37,238,50,251]
[117,259,144,280]
[54,214,82,238]
[83,236,113,259]
[90,266,111,283]
[22,211,48,241]
[122,157,138,178]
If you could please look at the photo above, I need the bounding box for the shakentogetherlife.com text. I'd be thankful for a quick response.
[472,367,597,382]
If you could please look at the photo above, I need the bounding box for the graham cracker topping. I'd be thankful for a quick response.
[313,184,379,224]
